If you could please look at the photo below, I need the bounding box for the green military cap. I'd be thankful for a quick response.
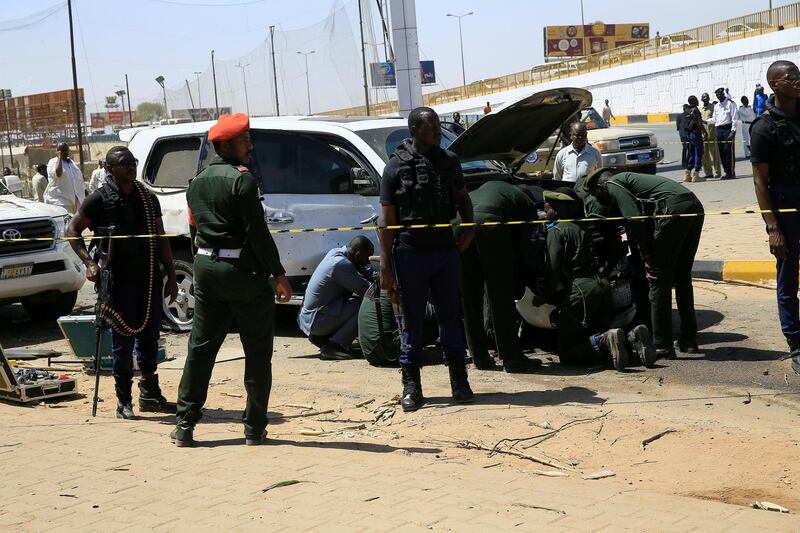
[543,190,577,203]
[581,167,616,193]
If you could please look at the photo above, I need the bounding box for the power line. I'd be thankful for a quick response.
[149,0,266,6]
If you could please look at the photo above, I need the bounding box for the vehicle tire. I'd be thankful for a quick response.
[162,259,195,332]
[639,164,657,175]
[22,290,78,321]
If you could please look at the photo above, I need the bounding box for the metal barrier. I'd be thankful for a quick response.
[325,3,800,117]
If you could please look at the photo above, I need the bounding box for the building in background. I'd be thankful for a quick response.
[544,22,650,60]
[1,89,85,146]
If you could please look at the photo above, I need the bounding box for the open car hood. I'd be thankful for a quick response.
[448,88,593,172]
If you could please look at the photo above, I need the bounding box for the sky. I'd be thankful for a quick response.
[0,0,787,116]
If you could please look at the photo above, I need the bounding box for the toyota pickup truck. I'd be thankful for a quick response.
[0,181,85,320]
[521,106,664,175]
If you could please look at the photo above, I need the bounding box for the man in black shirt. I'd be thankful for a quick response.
[379,107,476,412]
[67,146,178,419]
[750,60,800,371]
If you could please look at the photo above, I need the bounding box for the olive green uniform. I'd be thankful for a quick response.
[601,172,703,349]
[700,102,721,177]
[461,181,537,364]
[545,221,612,363]
[176,156,285,436]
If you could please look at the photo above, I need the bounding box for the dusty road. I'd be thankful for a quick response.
[2,279,799,519]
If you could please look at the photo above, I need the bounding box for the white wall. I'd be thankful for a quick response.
[434,27,800,116]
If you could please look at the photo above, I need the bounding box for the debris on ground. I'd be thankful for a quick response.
[581,470,616,480]
[753,501,790,513]
[300,424,366,436]
[374,405,396,426]
[641,429,677,450]
[355,398,375,408]
[513,502,565,514]
[262,480,305,493]
[743,392,752,405]
[275,409,335,420]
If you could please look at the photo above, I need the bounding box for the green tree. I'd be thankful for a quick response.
[136,102,165,122]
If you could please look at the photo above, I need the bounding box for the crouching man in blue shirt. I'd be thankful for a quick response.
[298,236,375,360]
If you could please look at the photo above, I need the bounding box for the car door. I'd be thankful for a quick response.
[249,129,380,292]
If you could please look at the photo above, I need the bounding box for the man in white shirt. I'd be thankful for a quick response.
[706,87,739,179]
[553,122,601,186]
[737,95,756,159]
[601,99,615,126]
[45,143,85,214]
[88,159,107,193]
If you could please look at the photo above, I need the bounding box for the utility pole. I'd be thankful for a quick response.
[211,50,220,119]
[270,26,280,116]
[357,0,371,116]
[194,71,202,112]
[297,51,315,115]
[67,0,85,170]
[390,0,423,117]
[125,74,132,126]
[1,90,14,167]
[185,79,196,121]
[235,62,251,116]
[447,12,474,86]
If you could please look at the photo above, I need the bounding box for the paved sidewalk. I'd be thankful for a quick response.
[1,405,797,532]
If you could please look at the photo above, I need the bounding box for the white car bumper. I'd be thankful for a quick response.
[0,242,86,303]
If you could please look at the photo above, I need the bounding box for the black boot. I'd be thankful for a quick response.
[787,338,800,375]
[400,365,423,412]
[627,325,657,368]
[115,381,135,420]
[170,420,194,447]
[448,361,475,404]
[138,374,176,413]
[676,337,699,354]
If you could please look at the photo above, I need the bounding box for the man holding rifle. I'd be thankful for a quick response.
[67,146,178,419]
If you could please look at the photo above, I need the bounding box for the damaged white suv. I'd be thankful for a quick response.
[0,182,85,319]
[124,87,596,331]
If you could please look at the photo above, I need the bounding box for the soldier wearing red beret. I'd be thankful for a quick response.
[172,114,292,447]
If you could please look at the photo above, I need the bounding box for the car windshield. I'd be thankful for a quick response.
[578,108,608,130]
[356,126,498,171]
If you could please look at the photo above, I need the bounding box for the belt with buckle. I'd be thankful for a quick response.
[196,247,242,259]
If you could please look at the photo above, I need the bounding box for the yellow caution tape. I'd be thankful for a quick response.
[1,207,792,243]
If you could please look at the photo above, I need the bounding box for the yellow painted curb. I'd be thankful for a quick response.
[612,116,629,125]
[647,113,671,124]
[722,260,776,283]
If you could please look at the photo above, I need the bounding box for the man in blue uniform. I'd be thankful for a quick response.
[379,107,476,412]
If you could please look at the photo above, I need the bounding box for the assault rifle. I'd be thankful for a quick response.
[91,225,115,417]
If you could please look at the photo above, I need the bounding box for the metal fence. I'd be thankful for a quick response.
[326,2,800,117]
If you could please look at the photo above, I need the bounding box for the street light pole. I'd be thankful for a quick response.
[447,12,474,86]
[235,62,251,116]
[115,89,127,126]
[1,91,14,167]
[155,75,168,120]
[125,74,133,126]
[194,71,202,112]
[297,50,315,115]
[580,0,587,57]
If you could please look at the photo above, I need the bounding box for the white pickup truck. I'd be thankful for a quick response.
[0,181,85,319]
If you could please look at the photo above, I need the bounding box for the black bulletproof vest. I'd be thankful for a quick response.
[754,111,800,186]
[97,180,150,266]
[392,144,457,225]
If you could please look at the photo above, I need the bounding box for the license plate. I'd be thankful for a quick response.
[1,263,33,280]
[638,153,652,162]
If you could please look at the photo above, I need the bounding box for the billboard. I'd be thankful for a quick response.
[543,22,649,58]
[370,61,437,87]
[90,111,138,128]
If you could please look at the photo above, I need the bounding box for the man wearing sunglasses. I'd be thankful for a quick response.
[751,60,800,371]
[68,146,179,419]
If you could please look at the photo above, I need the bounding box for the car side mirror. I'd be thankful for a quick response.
[350,168,377,195]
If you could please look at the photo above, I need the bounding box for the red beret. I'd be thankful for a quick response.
[208,113,250,142]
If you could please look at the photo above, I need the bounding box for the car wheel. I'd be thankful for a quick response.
[639,164,657,175]
[22,290,78,321]
[163,259,194,332]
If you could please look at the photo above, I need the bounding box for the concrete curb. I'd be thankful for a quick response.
[692,259,776,284]
[614,113,675,125]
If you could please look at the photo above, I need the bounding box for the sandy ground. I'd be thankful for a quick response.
[3,279,800,515]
